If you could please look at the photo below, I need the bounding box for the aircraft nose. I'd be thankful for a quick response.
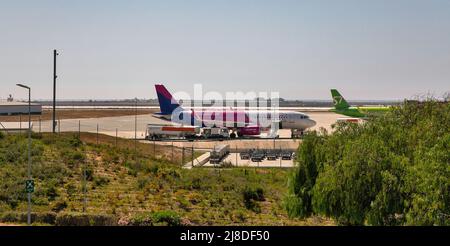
[308,119,316,128]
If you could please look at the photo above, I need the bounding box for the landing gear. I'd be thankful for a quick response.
[230,132,236,138]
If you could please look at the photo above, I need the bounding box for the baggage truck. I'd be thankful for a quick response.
[145,124,200,140]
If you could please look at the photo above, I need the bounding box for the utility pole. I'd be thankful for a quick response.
[16,84,32,225]
[83,144,87,213]
[134,98,137,164]
[52,49,59,133]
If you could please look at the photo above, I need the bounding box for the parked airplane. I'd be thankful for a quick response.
[331,89,390,118]
[154,84,316,138]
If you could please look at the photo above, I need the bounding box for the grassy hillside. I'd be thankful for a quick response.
[0,132,331,226]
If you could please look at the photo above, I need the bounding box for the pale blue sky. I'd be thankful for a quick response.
[1,0,449,100]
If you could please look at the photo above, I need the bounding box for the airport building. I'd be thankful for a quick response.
[0,101,42,115]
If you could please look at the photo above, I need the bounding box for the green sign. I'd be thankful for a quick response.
[25,179,34,193]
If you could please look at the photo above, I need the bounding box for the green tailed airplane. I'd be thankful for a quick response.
[330,89,390,118]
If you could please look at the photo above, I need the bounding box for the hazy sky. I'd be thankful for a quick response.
[1,0,449,100]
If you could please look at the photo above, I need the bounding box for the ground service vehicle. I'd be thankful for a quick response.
[281,151,294,160]
[266,149,279,160]
[202,127,230,139]
[210,144,230,164]
[336,118,361,123]
[145,124,200,140]
[251,150,266,162]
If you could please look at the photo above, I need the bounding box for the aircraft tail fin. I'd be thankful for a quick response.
[155,84,181,115]
[331,89,350,110]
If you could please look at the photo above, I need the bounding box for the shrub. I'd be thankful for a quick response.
[151,210,181,226]
[55,213,117,226]
[0,212,57,225]
[127,211,181,226]
[93,176,110,187]
[51,199,68,213]
[190,177,202,190]
[128,212,153,226]
[242,186,265,213]
[137,175,151,189]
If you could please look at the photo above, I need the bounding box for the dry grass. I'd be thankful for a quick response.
[0,109,158,122]
[74,132,196,165]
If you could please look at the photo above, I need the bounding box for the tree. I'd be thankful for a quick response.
[286,99,450,225]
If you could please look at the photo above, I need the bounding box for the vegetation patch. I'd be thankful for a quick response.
[286,100,450,225]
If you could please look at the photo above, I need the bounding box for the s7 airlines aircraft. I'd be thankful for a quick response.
[154,84,316,138]
[331,89,391,118]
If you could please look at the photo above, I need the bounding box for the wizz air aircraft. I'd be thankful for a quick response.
[154,85,316,138]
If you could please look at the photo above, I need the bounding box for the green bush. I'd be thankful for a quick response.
[151,210,181,226]
[128,211,181,226]
[93,176,110,187]
[286,100,450,225]
[51,199,68,213]
[137,175,151,189]
[242,186,265,213]
[128,212,153,226]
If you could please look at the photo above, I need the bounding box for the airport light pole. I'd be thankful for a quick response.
[16,83,32,225]
[52,49,59,133]
[134,98,137,164]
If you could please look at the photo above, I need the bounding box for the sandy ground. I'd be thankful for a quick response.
[0,109,157,122]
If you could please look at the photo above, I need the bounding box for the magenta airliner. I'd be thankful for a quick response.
[154,84,316,138]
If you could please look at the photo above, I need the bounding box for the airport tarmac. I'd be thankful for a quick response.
[3,111,345,150]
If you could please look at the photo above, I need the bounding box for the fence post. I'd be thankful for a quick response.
[235,146,238,167]
[39,116,41,134]
[19,114,22,135]
[58,117,60,134]
[191,145,194,168]
[181,147,185,166]
[115,128,118,148]
[280,147,282,167]
[96,124,99,145]
[171,141,174,163]
[78,120,81,139]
